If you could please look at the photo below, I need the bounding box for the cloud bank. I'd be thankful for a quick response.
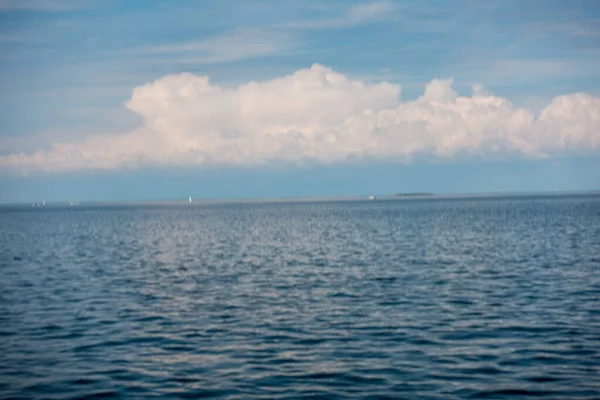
[1,64,599,173]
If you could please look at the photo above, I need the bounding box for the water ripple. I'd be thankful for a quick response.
[1,195,599,398]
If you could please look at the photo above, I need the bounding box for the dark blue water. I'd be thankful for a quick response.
[1,196,599,399]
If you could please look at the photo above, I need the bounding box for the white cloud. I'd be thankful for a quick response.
[1,64,599,173]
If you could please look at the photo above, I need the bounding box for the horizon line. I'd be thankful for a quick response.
[1,189,599,207]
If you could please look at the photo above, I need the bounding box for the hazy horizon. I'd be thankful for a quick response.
[3,188,600,206]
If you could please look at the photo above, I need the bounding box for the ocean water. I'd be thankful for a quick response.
[1,195,599,399]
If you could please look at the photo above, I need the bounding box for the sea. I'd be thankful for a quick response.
[1,194,599,399]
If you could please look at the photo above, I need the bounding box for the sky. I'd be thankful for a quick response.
[0,0,599,202]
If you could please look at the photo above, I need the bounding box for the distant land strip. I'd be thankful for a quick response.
[394,193,435,197]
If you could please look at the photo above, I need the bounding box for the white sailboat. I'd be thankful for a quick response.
[189,196,192,203]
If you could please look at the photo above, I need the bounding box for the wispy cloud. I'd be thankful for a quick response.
[507,19,600,52]
[529,19,600,39]
[0,0,82,11]
[278,1,397,30]
[122,28,298,64]
[455,58,594,86]
[116,2,398,66]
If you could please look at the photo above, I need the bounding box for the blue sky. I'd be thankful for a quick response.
[0,0,599,202]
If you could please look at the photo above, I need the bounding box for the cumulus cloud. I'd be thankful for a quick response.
[1,64,599,173]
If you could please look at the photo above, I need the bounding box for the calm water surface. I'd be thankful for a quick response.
[1,196,599,399]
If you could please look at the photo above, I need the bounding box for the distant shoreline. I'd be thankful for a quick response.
[1,190,599,208]
[394,193,435,197]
